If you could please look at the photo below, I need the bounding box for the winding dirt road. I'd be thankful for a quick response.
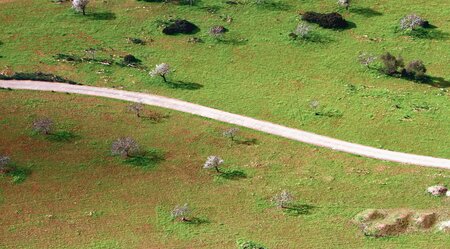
[1,80,449,169]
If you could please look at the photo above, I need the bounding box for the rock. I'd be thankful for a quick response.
[162,20,199,35]
[427,185,448,196]
[187,37,203,43]
[446,191,450,197]
[364,213,411,237]
[414,212,437,229]
[437,220,450,232]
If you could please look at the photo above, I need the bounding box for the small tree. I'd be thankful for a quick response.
[203,156,224,173]
[223,128,239,141]
[209,26,227,40]
[0,155,10,173]
[32,117,54,135]
[291,23,311,40]
[272,190,294,208]
[338,0,350,10]
[171,203,191,222]
[380,52,404,75]
[72,0,90,15]
[111,137,140,158]
[150,63,171,82]
[127,103,144,118]
[358,52,377,68]
[405,60,427,80]
[400,14,426,30]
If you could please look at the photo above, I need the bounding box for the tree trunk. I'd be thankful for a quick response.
[82,8,86,15]
[215,166,221,173]
[162,75,167,82]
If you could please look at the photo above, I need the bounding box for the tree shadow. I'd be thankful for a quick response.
[282,203,315,216]
[88,12,117,21]
[0,72,79,85]
[183,217,210,225]
[137,0,164,2]
[415,75,450,88]
[342,20,357,30]
[407,28,448,40]
[217,38,248,45]
[218,169,247,180]
[124,148,165,169]
[234,138,258,145]
[47,131,79,142]
[295,32,334,44]
[167,80,203,90]
[257,1,291,11]
[350,7,382,17]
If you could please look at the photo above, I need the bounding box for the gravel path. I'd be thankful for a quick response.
[2,80,449,169]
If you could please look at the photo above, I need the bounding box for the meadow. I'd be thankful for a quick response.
[1,90,450,248]
[0,0,449,158]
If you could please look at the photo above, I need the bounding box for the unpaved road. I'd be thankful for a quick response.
[1,80,449,169]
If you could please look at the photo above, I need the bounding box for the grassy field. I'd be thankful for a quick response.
[0,0,449,159]
[1,90,450,248]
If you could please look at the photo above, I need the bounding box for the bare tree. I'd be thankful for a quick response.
[358,52,377,68]
[111,137,140,158]
[203,156,224,173]
[209,26,227,39]
[400,14,426,30]
[223,128,239,141]
[171,203,191,222]
[292,23,311,39]
[0,155,10,173]
[127,103,144,118]
[272,190,294,208]
[32,117,54,135]
[150,63,171,82]
[338,0,350,10]
[73,0,90,15]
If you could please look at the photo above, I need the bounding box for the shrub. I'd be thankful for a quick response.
[0,155,11,173]
[209,26,228,39]
[301,12,348,29]
[405,60,427,79]
[123,54,140,66]
[127,37,146,45]
[272,190,294,208]
[162,20,199,35]
[400,14,428,30]
[358,52,377,67]
[380,52,404,75]
[171,203,191,222]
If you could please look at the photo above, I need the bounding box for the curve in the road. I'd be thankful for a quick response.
[1,80,450,169]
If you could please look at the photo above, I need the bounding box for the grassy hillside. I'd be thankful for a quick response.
[1,90,450,248]
[0,0,449,158]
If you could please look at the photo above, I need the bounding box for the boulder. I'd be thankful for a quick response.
[427,185,448,196]
[162,20,199,35]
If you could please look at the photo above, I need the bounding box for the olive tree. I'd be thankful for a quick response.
[127,103,144,118]
[171,203,191,222]
[150,63,171,82]
[32,117,54,135]
[405,60,427,79]
[111,137,140,158]
[73,0,90,15]
[203,156,224,173]
[400,14,426,30]
[272,190,294,208]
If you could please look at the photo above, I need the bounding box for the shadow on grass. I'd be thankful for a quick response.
[0,72,79,85]
[124,149,165,169]
[350,7,382,17]
[47,131,79,142]
[87,12,117,21]
[218,169,247,180]
[183,217,210,225]
[167,80,203,90]
[217,38,248,46]
[234,138,258,146]
[282,203,315,216]
[3,165,31,184]
[406,28,448,40]
[412,75,450,88]
[342,20,357,30]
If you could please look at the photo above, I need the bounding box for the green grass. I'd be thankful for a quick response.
[1,90,450,248]
[0,0,449,159]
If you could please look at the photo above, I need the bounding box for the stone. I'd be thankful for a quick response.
[437,220,450,232]
[427,185,448,196]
